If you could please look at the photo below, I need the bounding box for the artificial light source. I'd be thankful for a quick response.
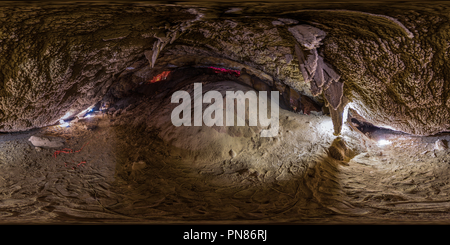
[378,139,391,146]
[60,111,73,120]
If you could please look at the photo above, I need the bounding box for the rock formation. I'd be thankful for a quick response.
[1,2,450,136]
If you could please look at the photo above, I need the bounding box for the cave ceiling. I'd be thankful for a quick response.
[1,1,449,136]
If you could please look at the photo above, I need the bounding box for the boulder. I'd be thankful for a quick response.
[132,161,147,171]
[29,136,65,148]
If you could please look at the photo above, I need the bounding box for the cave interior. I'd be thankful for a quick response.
[1,1,450,224]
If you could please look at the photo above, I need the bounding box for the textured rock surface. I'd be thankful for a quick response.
[28,135,64,148]
[435,139,448,151]
[2,2,450,136]
[0,3,200,131]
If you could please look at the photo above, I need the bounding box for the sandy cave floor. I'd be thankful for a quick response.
[1,110,450,224]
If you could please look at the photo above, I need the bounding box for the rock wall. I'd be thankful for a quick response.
[2,2,450,136]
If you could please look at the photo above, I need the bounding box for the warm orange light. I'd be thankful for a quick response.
[149,71,171,83]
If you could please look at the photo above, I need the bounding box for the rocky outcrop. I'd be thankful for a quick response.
[2,2,450,137]
[435,139,448,151]
[309,8,450,135]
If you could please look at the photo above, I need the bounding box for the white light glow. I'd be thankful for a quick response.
[59,122,70,128]
[76,105,96,118]
[378,139,392,146]
[84,114,94,118]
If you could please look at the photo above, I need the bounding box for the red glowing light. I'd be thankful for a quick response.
[208,66,240,77]
[149,71,171,83]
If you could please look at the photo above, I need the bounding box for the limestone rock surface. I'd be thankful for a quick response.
[29,135,65,148]
[2,2,450,136]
